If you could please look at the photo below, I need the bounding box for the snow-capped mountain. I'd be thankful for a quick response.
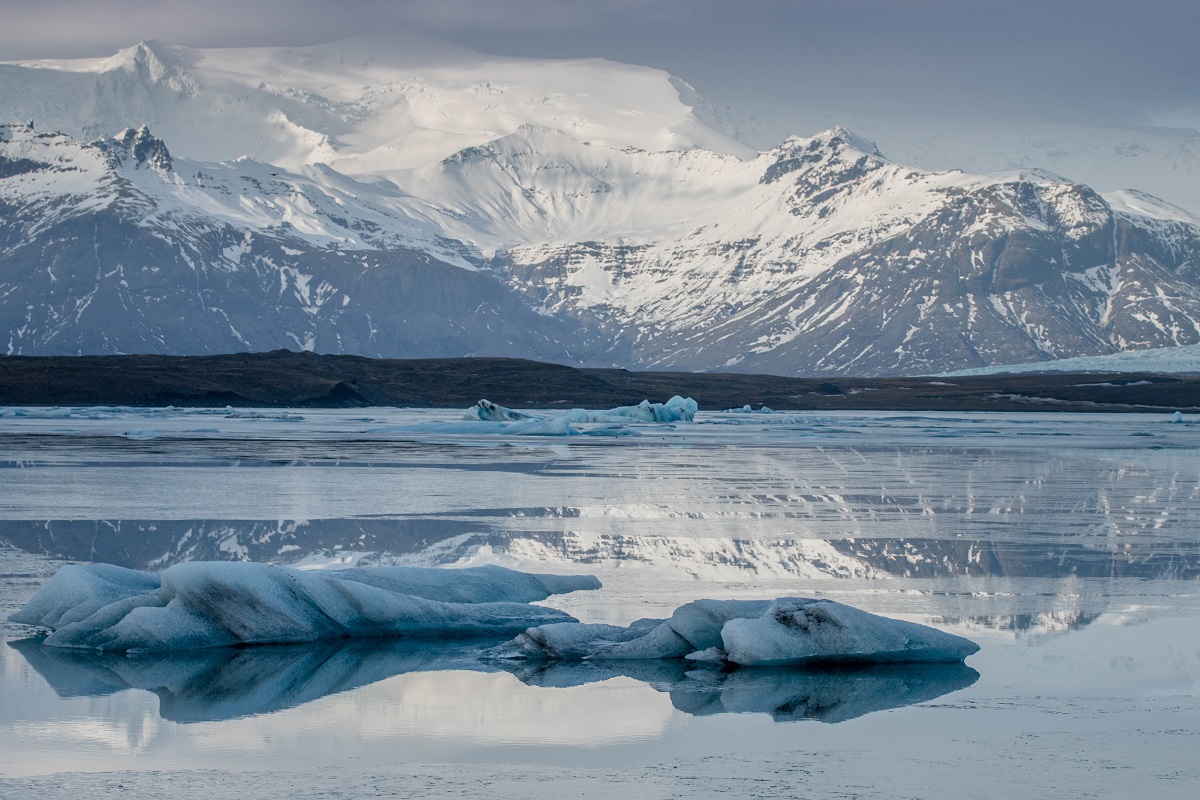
[0,34,745,173]
[3,37,1200,374]
[0,124,580,359]
[702,91,1200,218]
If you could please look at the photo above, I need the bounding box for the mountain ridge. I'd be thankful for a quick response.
[2,39,1200,375]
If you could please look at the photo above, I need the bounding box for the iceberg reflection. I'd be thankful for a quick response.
[8,637,506,723]
[10,637,977,725]
[502,659,978,723]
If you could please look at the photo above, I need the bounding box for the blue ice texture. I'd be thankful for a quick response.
[11,563,600,653]
[488,597,979,666]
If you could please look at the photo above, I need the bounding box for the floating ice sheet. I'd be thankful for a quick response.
[11,563,600,653]
[459,396,698,436]
[489,597,979,666]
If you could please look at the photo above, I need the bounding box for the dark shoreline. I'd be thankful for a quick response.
[0,350,1197,413]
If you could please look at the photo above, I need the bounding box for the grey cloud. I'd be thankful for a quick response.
[1,0,1197,128]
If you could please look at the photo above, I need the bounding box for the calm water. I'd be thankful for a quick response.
[0,407,1198,799]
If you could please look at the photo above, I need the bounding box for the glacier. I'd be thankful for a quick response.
[10,563,600,653]
[489,597,979,666]
[941,342,1200,376]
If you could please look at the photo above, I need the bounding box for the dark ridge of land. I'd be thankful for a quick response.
[0,350,1197,413]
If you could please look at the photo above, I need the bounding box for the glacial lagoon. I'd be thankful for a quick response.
[1,407,1198,798]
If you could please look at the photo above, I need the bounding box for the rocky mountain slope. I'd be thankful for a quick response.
[2,38,1200,375]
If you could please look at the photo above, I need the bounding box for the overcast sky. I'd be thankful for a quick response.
[2,0,1197,130]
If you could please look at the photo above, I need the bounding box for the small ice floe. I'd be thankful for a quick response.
[581,425,642,437]
[730,404,774,413]
[1170,411,1184,423]
[488,597,978,666]
[222,409,305,421]
[461,396,698,436]
[10,563,600,653]
[121,429,163,440]
[0,406,85,419]
[462,399,537,422]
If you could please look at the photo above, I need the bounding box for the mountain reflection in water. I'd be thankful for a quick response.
[9,637,978,725]
[4,521,1196,582]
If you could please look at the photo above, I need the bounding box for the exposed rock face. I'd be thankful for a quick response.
[2,119,1199,374]
[95,125,174,172]
[0,125,582,360]
[656,181,1200,375]
[489,131,1200,375]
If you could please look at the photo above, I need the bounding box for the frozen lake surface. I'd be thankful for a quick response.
[1,406,1198,798]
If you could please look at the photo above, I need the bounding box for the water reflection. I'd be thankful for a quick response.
[932,611,1103,636]
[4,521,1197,582]
[412,531,1200,581]
[0,519,475,568]
[8,637,501,723]
[9,638,977,725]
[505,659,979,724]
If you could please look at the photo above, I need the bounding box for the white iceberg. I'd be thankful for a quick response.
[461,396,698,436]
[718,598,980,666]
[509,410,587,436]
[489,597,978,666]
[462,400,536,422]
[11,563,600,653]
[729,404,774,414]
[582,396,698,424]
[10,563,160,630]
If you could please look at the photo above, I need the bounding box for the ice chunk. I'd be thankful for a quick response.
[222,410,305,421]
[9,564,160,629]
[463,400,535,422]
[721,598,980,666]
[728,404,773,414]
[12,563,599,653]
[329,564,600,604]
[491,622,652,660]
[491,597,977,666]
[461,396,699,436]
[581,425,641,437]
[489,599,771,660]
[508,409,586,436]
[121,429,163,440]
[584,396,699,424]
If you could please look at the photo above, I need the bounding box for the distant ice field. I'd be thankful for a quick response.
[1,407,1198,798]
